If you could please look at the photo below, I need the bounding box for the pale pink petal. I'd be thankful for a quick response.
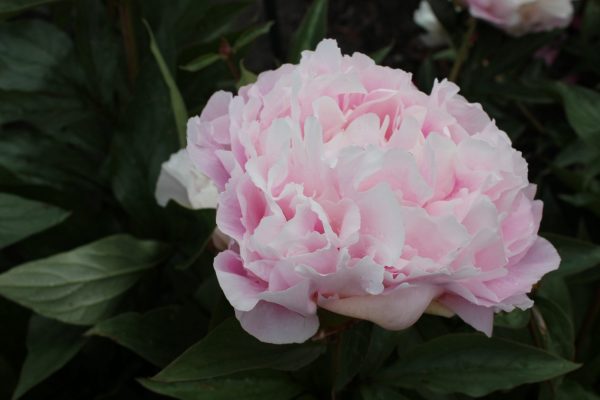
[319,285,441,331]
[236,301,319,344]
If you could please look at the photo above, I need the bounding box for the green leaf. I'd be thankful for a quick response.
[0,193,70,249]
[535,297,575,359]
[233,21,273,52]
[237,60,257,88]
[87,306,205,367]
[334,322,371,391]
[12,316,85,400]
[494,309,531,329]
[140,371,303,400]
[154,318,325,382]
[555,83,600,149]
[0,235,169,325]
[378,334,579,397]
[360,325,403,375]
[288,0,328,63]
[0,0,61,14]
[143,19,187,147]
[0,20,71,91]
[180,53,223,72]
[359,385,413,400]
[545,234,600,277]
[557,379,600,400]
[369,42,395,64]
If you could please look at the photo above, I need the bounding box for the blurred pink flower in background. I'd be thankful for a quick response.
[187,39,560,344]
[463,0,574,36]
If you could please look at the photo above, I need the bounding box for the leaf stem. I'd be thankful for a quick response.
[449,17,476,83]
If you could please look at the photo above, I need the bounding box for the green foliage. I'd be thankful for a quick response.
[0,235,169,325]
[0,193,69,249]
[0,1,599,399]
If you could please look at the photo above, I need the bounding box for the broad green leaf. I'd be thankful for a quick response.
[12,316,85,400]
[143,19,187,147]
[0,20,71,91]
[334,322,371,391]
[0,193,70,249]
[0,0,60,14]
[289,0,328,63]
[360,325,403,375]
[378,334,579,397]
[555,83,600,149]
[557,379,600,400]
[545,234,600,277]
[0,235,169,325]
[359,385,413,400]
[87,306,205,367]
[536,297,575,359]
[140,371,303,400]
[154,318,325,382]
[180,53,223,72]
[233,21,273,52]
[109,56,179,234]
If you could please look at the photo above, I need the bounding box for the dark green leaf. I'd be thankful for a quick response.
[378,334,579,397]
[289,0,328,63]
[369,42,395,64]
[87,306,205,367]
[237,60,257,88]
[12,316,85,399]
[556,379,600,400]
[154,318,325,382]
[334,322,371,391]
[0,235,169,325]
[359,385,413,400]
[0,0,60,14]
[233,21,273,52]
[180,53,223,72]
[555,83,600,149]
[0,193,70,249]
[140,371,303,400]
[360,325,402,375]
[536,297,575,359]
[143,19,187,147]
[494,309,531,329]
[0,20,71,91]
[545,233,600,277]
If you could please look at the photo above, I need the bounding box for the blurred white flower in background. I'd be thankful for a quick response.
[155,149,218,210]
[414,0,450,47]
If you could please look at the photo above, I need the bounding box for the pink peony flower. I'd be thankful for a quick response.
[463,0,574,36]
[187,39,560,344]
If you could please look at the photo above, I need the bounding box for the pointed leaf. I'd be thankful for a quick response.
[154,318,325,382]
[140,371,303,400]
[180,53,222,72]
[87,306,205,367]
[0,235,169,325]
[288,0,328,63]
[0,193,70,249]
[143,19,187,147]
[233,21,273,52]
[378,334,579,397]
[0,20,71,91]
[12,316,85,400]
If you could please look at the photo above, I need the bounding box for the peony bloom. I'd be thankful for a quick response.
[463,0,574,36]
[187,39,560,344]
[155,149,218,210]
[414,0,450,47]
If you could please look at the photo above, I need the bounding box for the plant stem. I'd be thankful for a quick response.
[119,0,138,86]
[449,17,476,83]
